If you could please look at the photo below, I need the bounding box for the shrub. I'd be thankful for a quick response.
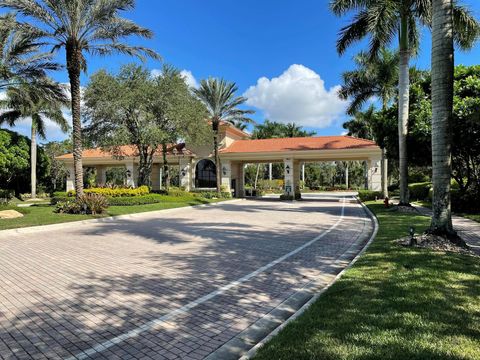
[198,191,232,199]
[408,182,432,201]
[67,185,150,198]
[167,187,189,197]
[54,194,108,214]
[0,189,13,205]
[357,190,383,201]
[107,194,165,206]
[54,200,81,214]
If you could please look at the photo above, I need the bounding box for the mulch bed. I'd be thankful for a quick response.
[395,233,477,257]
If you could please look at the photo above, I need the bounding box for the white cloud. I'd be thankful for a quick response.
[244,64,347,128]
[151,68,199,88]
[180,70,199,88]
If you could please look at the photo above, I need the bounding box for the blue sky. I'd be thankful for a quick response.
[4,0,480,142]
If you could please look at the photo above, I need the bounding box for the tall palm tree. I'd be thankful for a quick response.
[330,0,478,205]
[0,0,160,198]
[340,48,399,197]
[0,12,60,90]
[193,78,254,194]
[0,79,69,198]
[430,0,455,236]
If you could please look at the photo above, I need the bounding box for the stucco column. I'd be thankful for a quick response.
[179,158,192,191]
[66,164,75,192]
[269,163,272,181]
[367,158,382,191]
[301,163,305,183]
[96,165,106,187]
[293,161,301,196]
[220,160,232,192]
[237,163,245,197]
[126,161,135,188]
[283,158,295,199]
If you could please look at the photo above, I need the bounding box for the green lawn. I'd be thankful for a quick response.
[0,196,221,231]
[254,202,480,360]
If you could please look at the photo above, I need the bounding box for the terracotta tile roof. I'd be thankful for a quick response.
[56,143,194,160]
[220,136,378,154]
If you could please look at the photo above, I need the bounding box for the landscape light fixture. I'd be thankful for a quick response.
[409,226,416,246]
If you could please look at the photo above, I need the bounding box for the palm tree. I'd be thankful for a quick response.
[0,79,69,198]
[193,78,254,194]
[0,12,60,90]
[0,0,160,198]
[340,48,399,197]
[330,0,478,206]
[430,0,455,236]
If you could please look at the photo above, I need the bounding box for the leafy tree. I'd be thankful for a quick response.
[84,64,208,187]
[193,78,254,193]
[0,79,68,198]
[0,0,160,198]
[330,0,479,205]
[0,128,49,196]
[252,120,315,139]
[149,65,209,189]
[43,139,72,191]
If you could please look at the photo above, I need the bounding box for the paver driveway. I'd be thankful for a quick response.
[0,195,373,360]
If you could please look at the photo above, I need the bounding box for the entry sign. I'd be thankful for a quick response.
[285,185,292,194]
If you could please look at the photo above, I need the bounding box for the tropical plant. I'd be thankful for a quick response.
[0,79,69,198]
[0,12,60,90]
[193,78,254,193]
[330,0,479,205]
[0,0,160,198]
[430,0,455,236]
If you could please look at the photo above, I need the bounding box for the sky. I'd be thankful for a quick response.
[3,0,480,142]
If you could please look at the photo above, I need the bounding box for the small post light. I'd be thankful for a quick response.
[409,226,416,246]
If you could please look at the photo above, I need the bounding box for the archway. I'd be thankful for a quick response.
[195,159,216,188]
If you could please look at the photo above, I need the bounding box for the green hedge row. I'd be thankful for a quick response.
[408,182,432,201]
[357,190,383,201]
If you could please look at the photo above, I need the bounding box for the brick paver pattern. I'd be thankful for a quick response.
[0,196,373,359]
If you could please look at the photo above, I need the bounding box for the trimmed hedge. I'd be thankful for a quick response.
[106,194,165,206]
[357,190,383,201]
[408,182,432,201]
[66,185,150,198]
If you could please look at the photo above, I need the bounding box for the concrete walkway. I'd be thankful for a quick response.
[0,195,373,360]
[414,205,480,255]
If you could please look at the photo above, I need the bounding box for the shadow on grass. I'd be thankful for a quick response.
[253,203,480,360]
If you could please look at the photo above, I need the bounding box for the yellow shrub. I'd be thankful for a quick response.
[67,185,150,197]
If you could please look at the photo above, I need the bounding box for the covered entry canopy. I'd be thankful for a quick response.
[219,136,385,198]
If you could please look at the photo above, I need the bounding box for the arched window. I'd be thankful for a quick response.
[195,159,216,188]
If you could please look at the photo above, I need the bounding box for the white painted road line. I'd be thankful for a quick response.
[67,198,347,360]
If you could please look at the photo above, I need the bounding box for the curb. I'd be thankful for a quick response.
[0,198,245,237]
[231,197,378,360]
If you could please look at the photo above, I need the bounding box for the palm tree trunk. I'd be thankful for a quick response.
[30,122,37,199]
[66,42,84,198]
[430,0,455,235]
[381,147,388,198]
[213,122,221,194]
[398,14,410,205]
[254,164,260,189]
